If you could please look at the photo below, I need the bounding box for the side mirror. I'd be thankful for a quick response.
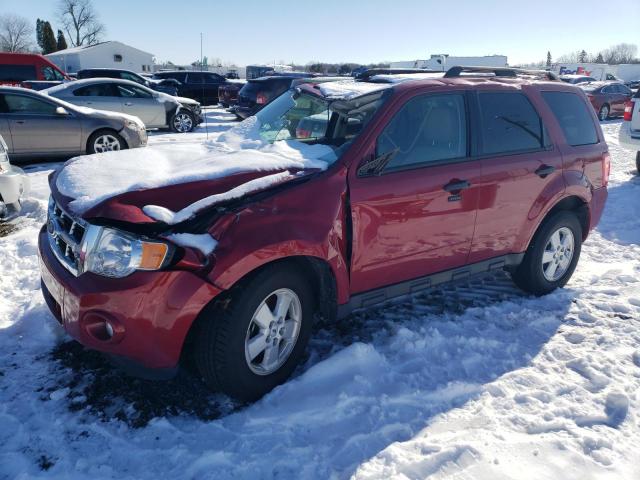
[55,106,69,115]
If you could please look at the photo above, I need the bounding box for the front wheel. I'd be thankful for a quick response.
[195,265,315,401]
[511,211,582,296]
[598,104,610,121]
[87,130,127,154]
[171,110,196,133]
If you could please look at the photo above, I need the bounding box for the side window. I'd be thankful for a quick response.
[187,73,205,84]
[74,84,117,97]
[0,65,37,81]
[601,86,612,94]
[4,94,57,115]
[121,72,142,84]
[116,84,153,98]
[378,94,467,171]
[478,93,545,155]
[542,91,598,146]
[42,66,64,81]
[205,73,223,83]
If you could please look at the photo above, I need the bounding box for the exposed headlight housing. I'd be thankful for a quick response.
[83,226,170,278]
[126,119,145,131]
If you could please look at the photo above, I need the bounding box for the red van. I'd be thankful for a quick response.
[0,53,69,87]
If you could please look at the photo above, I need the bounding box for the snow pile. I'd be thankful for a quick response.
[144,170,292,224]
[317,79,392,99]
[56,117,334,214]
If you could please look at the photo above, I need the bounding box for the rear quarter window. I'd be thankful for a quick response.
[541,91,598,146]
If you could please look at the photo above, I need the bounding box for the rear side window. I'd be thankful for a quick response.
[74,84,117,97]
[478,92,545,155]
[542,92,598,146]
[187,73,205,84]
[0,65,37,81]
[378,94,467,171]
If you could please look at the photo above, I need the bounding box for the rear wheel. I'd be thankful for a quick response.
[636,151,640,175]
[598,104,610,121]
[195,265,315,401]
[511,211,582,296]
[87,130,127,154]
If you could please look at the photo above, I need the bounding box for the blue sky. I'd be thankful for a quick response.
[3,0,639,66]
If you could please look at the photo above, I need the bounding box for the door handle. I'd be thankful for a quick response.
[124,102,133,106]
[443,180,471,192]
[15,120,25,124]
[535,165,556,178]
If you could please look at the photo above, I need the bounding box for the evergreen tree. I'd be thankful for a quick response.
[36,18,44,51]
[578,50,587,62]
[595,53,604,63]
[41,21,57,54]
[546,51,552,67]
[56,30,67,50]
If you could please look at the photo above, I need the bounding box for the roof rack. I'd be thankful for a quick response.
[444,66,558,81]
[356,68,442,81]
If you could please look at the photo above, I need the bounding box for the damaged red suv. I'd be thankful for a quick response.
[39,67,609,401]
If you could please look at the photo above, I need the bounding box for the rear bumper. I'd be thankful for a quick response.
[589,186,608,233]
[38,226,221,370]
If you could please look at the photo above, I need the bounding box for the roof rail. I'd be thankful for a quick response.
[356,68,442,81]
[444,66,558,81]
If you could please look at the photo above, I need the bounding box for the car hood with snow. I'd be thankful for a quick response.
[50,117,334,226]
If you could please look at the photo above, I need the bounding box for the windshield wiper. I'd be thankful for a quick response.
[357,149,399,177]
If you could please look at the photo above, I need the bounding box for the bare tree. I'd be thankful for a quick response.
[57,0,105,47]
[0,14,34,52]
[599,43,638,64]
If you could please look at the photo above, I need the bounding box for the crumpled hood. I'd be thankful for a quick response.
[51,117,335,224]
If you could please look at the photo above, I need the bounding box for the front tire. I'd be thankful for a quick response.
[195,265,315,402]
[171,110,196,133]
[511,211,582,296]
[598,104,610,121]
[87,130,127,154]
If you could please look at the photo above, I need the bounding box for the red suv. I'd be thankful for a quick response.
[39,67,609,401]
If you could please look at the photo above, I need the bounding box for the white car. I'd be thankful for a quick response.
[619,90,640,173]
[0,134,30,219]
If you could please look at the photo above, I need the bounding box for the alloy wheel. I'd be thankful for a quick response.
[599,105,609,121]
[244,288,302,375]
[173,113,194,133]
[93,134,121,153]
[541,226,575,282]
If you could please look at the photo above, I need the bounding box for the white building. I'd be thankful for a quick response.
[46,41,154,74]
[390,54,508,72]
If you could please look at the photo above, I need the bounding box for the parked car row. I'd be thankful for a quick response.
[619,88,640,172]
[579,81,634,120]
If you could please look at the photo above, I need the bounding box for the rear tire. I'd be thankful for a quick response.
[511,211,582,296]
[598,104,610,121]
[195,265,315,402]
[87,130,127,154]
[636,151,640,175]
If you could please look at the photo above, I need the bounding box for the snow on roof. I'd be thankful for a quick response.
[316,80,392,100]
[56,117,333,214]
[368,72,446,83]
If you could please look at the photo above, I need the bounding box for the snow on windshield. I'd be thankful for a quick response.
[56,116,334,214]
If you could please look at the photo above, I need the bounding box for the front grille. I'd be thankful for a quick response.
[47,199,87,276]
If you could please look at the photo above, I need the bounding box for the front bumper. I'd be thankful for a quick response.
[120,126,147,149]
[38,226,222,370]
[0,165,30,206]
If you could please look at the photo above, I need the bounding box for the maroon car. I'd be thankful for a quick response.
[218,82,244,108]
[580,81,633,120]
[39,67,609,401]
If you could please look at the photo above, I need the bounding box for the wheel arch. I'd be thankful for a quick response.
[86,127,128,152]
[525,195,590,250]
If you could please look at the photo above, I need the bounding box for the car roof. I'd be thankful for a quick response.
[79,68,136,73]
[47,77,151,92]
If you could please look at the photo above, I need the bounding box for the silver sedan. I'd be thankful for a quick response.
[46,78,202,133]
[0,87,147,162]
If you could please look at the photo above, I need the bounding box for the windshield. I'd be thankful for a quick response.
[255,88,387,162]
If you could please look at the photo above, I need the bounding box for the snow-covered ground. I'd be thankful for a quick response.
[1,110,639,479]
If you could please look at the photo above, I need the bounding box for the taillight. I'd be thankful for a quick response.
[602,152,611,187]
[623,100,634,121]
[256,92,267,105]
[296,128,311,139]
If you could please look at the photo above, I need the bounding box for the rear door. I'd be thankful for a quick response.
[70,83,122,112]
[115,83,164,127]
[0,92,81,154]
[349,90,481,294]
[468,89,564,263]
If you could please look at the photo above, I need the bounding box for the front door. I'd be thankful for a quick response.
[1,92,81,155]
[349,92,480,294]
[115,83,164,127]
